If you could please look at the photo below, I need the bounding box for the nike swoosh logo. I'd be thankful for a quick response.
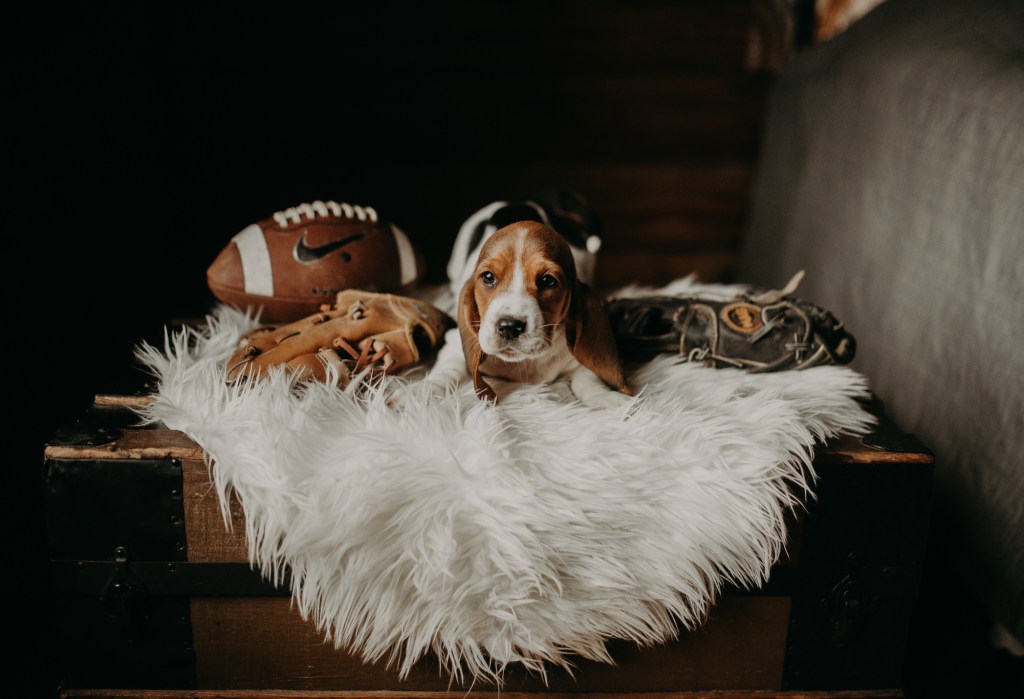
[292,230,373,263]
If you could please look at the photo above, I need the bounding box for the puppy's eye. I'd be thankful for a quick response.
[538,274,559,290]
[480,271,497,287]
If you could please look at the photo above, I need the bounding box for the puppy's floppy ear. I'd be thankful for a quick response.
[567,282,632,396]
[458,279,498,402]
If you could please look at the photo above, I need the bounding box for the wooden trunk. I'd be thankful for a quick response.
[43,390,932,697]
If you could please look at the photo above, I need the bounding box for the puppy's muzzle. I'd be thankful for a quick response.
[496,316,527,341]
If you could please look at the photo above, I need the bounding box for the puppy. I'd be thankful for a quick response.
[424,220,632,408]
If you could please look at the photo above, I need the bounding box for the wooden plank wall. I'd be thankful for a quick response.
[394,0,792,291]
[334,0,793,291]
[153,1,792,299]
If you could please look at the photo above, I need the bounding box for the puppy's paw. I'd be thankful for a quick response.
[386,386,412,409]
[387,381,448,409]
[580,388,632,411]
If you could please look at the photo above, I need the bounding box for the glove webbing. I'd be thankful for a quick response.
[331,336,395,374]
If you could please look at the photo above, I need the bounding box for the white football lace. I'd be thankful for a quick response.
[273,200,378,227]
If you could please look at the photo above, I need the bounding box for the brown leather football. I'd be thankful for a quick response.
[207,200,425,322]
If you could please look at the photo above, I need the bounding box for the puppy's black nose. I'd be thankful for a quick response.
[496,317,527,340]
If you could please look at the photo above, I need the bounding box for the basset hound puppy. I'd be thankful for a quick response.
[423,220,632,408]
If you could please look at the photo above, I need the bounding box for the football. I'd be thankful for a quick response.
[207,200,425,322]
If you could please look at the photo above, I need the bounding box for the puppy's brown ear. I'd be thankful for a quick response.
[567,282,632,395]
[458,280,498,402]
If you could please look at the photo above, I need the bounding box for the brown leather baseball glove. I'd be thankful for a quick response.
[226,289,454,384]
[605,273,855,372]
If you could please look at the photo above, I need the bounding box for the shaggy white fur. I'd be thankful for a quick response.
[137,283,874,685]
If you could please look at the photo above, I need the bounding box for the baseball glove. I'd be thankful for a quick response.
[226,289,454,384]
[606,273,855,372]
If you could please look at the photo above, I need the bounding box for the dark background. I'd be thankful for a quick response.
[10,0,778,443]
[10,4,775,695]
[8,2,1020,696]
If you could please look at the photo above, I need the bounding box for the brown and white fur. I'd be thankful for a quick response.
[424,221,631,408]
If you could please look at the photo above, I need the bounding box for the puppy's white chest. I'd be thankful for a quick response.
[480,338,578,385]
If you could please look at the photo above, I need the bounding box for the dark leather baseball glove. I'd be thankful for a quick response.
[606,273,855,372]
[226,289,454,384]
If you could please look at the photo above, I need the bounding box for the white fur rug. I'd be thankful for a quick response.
[137,282,874,684]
